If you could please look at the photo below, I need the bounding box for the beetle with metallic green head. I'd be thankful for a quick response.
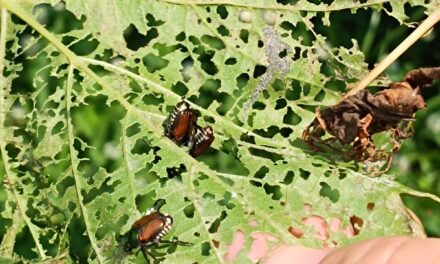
[122,199,191,263]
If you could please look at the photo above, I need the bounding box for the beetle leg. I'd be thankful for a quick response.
[160,237,193,246]
[152,199,167,211]
[140,245,157,264]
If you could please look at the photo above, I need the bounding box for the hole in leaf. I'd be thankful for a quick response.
[249,148,283,163]
[280,127,293,138]
[142,93,164,106]
[280,21,313,46]
[250,180,262,188]
[275,98,287,110]
[367,202,375,211]
[314,89,325,102]
[252,101,266,110]
[272,79,284,92]
[264,183,282,200]
[216,5,228,19]
[276,0,299,5]
[34,3,84,34]
[213,240,220,248]
[166,164,186,179]
[225,57,237,65]
[201,35,225,50]
[303,84,311,96]
[302,215,329,241]
[224,230,244,262]
[153,42,181,56]
[282,171,295,184]
[319,182,340,203]
[70,34,99,56]
[254,126,279,138]
[175,31,186,41]
[195,48,218,75]
[191,79,221,109]
[239,29,249,43]
[57,176,75,197]
[279,48,288,58]
[215,92,234,115]
[131,139,151,155]
[126,123,140,137]
[123,24,158,51]
[203,192,215,200]
[338,169,347,180]
[283,107,302,125]
[298,168,310,180]
[51,121,64,135]
[288,226,303,238]
[217,192,236,210]
[201,242,211,256]
[171,81,189,96]
[209,211,227,233]
[236,73,249,88]
[286,80,301,100]
[254,166,269,179]
[293,47,301,60]
[184,203,195,218]
[146,13,165,26]
[253,65,267,78]
[217,25,230,36]
[142,53,169,73]
[135,190,157,213]
[350,215,363,235]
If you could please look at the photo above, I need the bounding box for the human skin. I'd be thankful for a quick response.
[261,236,440,264]
[224,212,440,263]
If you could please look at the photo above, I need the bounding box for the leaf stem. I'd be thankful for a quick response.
[65,65,105,263]
[345,7,440,98]
[0,7,47,259]
[121,121,138,214]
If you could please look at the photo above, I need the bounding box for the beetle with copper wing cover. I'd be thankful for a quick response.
[122,199,192,263]
[165,101,214,157]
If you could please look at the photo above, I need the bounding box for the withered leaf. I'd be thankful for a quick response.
[303,67,440,163]
[404,66,440,88]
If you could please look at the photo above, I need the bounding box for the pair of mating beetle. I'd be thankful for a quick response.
[165,101,214,157]
[122,199,191,262]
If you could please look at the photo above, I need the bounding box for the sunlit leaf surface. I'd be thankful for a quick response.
[0,0,438,263]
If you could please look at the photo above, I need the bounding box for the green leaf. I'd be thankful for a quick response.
[0,0,438,263]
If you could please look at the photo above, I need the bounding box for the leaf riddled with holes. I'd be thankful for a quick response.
[0,0,439,263]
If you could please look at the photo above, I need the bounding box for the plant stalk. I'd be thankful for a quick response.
[345,7,440,98]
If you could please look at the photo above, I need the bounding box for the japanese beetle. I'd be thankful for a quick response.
[165,101,197,145]
[123,199,191,262]
[165,100,214,157]
[188,125,214,157]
